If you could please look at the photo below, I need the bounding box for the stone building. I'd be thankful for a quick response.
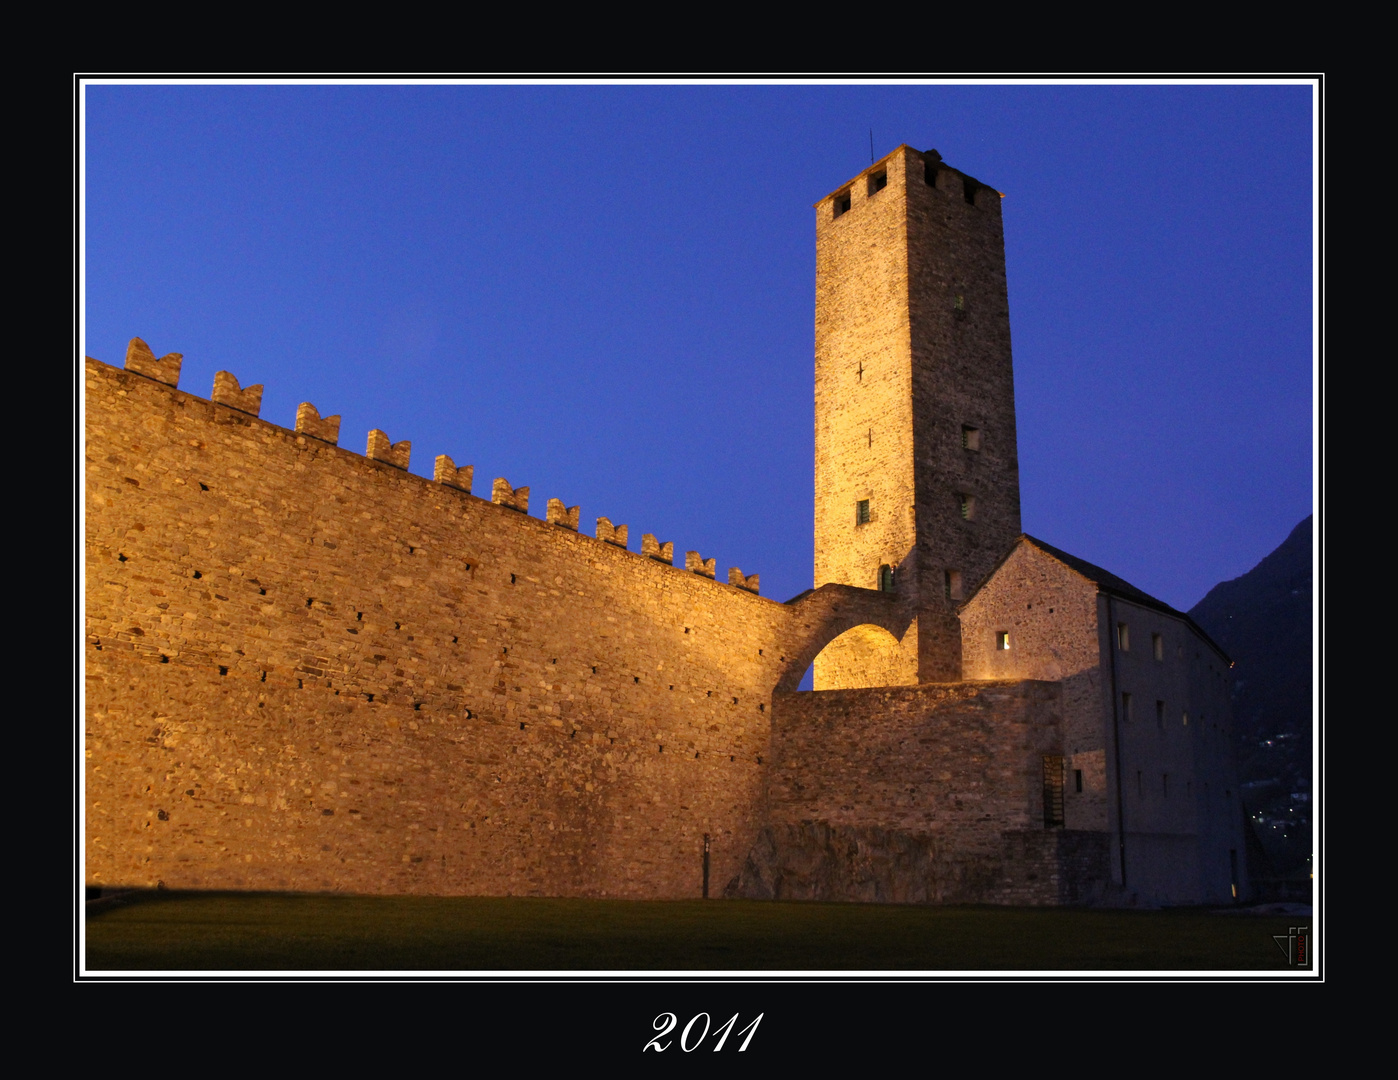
[83,145,1246,906]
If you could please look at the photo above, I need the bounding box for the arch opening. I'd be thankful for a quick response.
[807,620,919,691]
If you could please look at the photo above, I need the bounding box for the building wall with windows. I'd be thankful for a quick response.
[957,536,1246,903]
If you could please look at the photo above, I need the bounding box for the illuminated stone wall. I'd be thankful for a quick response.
[813,146,1022,686]
[727,680,1112,905]
[84,354,897,897]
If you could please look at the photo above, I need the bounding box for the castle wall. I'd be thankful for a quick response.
[84,356,890,898]
[727,681,1111,904]
[763,681,1062,840]
[725,680,1111,905]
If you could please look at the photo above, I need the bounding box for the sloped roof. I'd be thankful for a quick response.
[1017,535,1232,664]
[1023,535,1174,612]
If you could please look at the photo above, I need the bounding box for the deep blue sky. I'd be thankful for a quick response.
[82,82,1315,615]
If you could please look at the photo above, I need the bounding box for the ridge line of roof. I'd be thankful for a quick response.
[1016,534,1232,665]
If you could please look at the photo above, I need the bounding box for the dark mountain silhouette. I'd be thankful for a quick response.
[1188,515,1313,881]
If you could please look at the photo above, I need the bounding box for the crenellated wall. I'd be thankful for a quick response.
[84,347,908,897]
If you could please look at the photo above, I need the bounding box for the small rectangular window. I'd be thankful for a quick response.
[1074,769,1084,793]
[833,192,852,218]
[1117,622,1129,651]
[996,631,1010,650]
[944,569,963,600]
[1122,692,1132,722]
[1152,632,1163,660]
[1137,770,1144,798]
[867,170,887,195]
[1156,700,1165,730]
[961,425,980,451]
[959,494,976,520]
[878,564,894,592]
[1182,710,1190,727]
[856,499,870,524]
[1162,773,1169,798]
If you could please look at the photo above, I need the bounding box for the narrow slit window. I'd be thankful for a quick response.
[1074,769,1084,793]
[1152,632,1163,660]
[944,569,963,601]
[856,499,870,525]
[959,494,976,520]
[996,631,1010,651]
[1156,700,1165,730]
[1122,691,1132,722]
[1117,622,1130,651]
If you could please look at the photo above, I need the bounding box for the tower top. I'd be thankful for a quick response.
[815,146,1001,208]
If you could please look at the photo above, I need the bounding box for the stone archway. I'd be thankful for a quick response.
[774,584,916,691]
[809,622,918,690]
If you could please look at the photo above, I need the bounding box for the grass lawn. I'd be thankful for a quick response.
[82,891,1312,972]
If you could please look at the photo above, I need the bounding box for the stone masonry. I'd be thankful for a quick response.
[814,146,1021,688]
[84,146,1242,907]
[84,351,906,897]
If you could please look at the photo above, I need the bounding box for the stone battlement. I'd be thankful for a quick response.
[83,348,905,897]
[103,338,765,596]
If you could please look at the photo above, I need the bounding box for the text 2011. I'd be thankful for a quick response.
[643,1012,762,1052]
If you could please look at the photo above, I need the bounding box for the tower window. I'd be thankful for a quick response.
[833,192,851,218]
[1156,700,1165,730]
[878,564,895,592]
[1152,632,1163,660]
[867,170,887,195]
[1182,711,1190,727]
[1074,769,1083,793]
[944,569,963,600]
[959,494,976,520]
[856,499,870,525]
[961,425,980,451]
[996,631,1010,650]
[963,178,977,205]
[1117,622,1130,651]
[1122,692,1132,722]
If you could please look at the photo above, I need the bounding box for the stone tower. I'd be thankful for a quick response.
[813,145,1022,685]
